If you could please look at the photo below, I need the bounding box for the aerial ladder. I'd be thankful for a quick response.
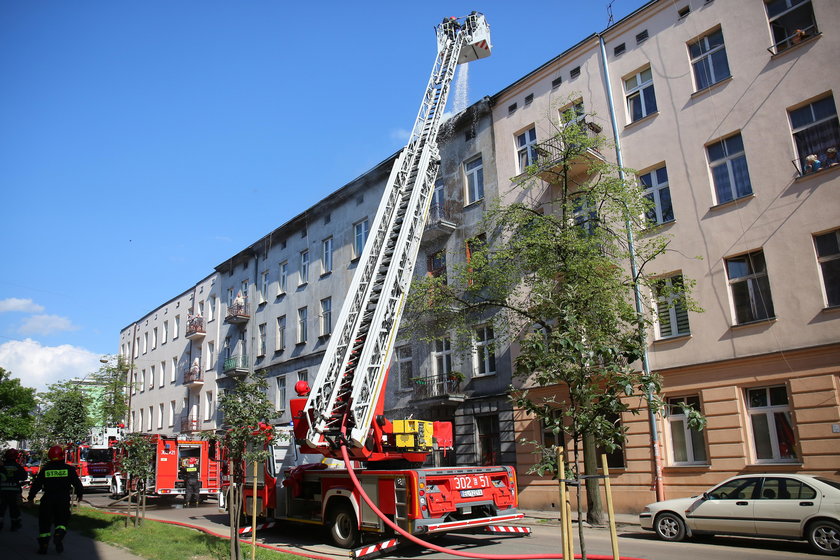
[298,13,492,462]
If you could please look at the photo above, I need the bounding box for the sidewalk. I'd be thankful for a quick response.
[518,508,641,529]
[0,512,144,560]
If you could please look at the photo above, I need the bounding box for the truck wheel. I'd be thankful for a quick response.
[110,478,122,500]
[328,504,358,548]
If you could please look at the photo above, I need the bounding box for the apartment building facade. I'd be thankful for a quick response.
[492,0,840,512]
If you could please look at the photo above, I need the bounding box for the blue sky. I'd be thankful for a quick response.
[0,0,646,391]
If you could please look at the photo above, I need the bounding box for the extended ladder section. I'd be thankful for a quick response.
[303,13,491,454]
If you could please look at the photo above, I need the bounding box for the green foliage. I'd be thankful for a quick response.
[0,367,37,442]
[91,355,129,426]
[38,380,93,445]
[117,433,155,482]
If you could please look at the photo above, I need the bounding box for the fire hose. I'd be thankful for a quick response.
[338,426,647,560]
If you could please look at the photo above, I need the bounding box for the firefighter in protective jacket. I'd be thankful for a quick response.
[179,457,200,507]
[27,445,83,555]
[0,448,28,532]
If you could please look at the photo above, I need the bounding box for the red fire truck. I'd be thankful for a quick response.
[111,434,222,501]
[240,14,528,557]
[65,426,124,489]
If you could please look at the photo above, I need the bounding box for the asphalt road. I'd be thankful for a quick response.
[81,489,821,560]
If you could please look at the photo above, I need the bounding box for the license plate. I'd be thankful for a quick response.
[460,489,483,498]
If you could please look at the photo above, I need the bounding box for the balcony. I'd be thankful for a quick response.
[422,203,458,244]
[185,316,206,340]
[183,366,204,387]
[223,354,249,376]
[225,300,250,324]
[180,415,201,434]
[533,121,606,183]
[411,373,466,406]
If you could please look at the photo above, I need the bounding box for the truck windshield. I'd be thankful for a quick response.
[80,448,113,463]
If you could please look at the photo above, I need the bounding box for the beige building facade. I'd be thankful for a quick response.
[491,0,840,512]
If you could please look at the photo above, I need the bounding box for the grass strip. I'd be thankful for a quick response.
[23,503,306,560]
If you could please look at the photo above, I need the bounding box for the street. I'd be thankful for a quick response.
[82,490,821,560]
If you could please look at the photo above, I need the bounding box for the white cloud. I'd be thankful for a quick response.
[390,128,411,142]
[0,339,101,392]
[0,298,45,313]
[18,314,79,336]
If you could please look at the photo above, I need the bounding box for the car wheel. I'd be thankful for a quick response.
[328,503,358,548]
[654,512,687,542]
[808,519,840,556]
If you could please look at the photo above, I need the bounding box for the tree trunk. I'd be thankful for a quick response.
[573,438,587,560]
[583,432,604,525]
[229,482,242,560]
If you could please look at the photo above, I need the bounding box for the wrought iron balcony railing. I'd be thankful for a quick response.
[411,373,464,401]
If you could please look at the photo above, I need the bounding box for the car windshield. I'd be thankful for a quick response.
[80,448,113,462]
[815,477,840,491]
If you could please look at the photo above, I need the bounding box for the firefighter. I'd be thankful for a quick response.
[0,448,27,532]
[27,445,83,555]
[179,457,200,507]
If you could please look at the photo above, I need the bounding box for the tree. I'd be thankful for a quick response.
[91,355,129,426]
[215,375,275,560]
[0,367,37,443]
[404,104,701,555]
[38,380,92,446]
[116,433,155,527]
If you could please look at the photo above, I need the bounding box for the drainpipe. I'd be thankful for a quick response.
[597,33,665,502]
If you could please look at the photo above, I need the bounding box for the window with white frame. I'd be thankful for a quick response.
[169,400,176,427]
[654,274,690,338]
[204,390,214,421]
[171,357,177,382]
[258,323,267,356]
[152,327,158,350]
[560,100,585,126]
[299,250,309,285]
[173,316,180,339]
[789,94,839,174]
[320,297,332,336]
[157,403,164,429]
[276,315,286,351]
[432,338,452,377]
[143,332,148,354]
[297,370,308,383]
[275,376,287,413]
[394,345,413,389]
[260,270,269,303]
[354,219,370,259]
[726,250,775,324]
[516,127,537,173]
[746,386,798,462]
[666,396,707,464]
[297,307,307,344]
[208,297,215,321]
[814,229,840,307]
[278,261,288,295]
[207,342,215,370]
[473,325,496,376]
[689,28,731,90]
[147,406,153,431]
[708,133,753,204]
[160,361,166,387]
[198,301,205,319]
[640,165,674,225]
[322,237,333,274]
[766,0,818,54]
[572,195,598,236]
[624,67,657,122]
[139,408,144,431]
[162,321,168,344]
[227,287,235,306]
[149,365,155,390]
[465,156,484,205]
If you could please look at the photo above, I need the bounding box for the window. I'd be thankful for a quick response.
[278,261,288,295]
[320,297,332,336]
[677,5,690,18]
[147,406,153,431]
[689,29,731,90]
[139,408,144,431]
[157,403,164,429]
[208,297,215,321]
[258,323,267,357]
[260,271,269,303]
[654,274,690,338]
[354,219,370,259]
[708,477,761,500]
[624,67,657,122]
[275,376,287,413]
[394,345,413,389]
[746,386,797,462]
[322,237,333,274]
[614,43,626,57]
[761,477,817,500]
[666,396,707,464]
[207,342,215,370]
[299,250,309,285]
[789,95,839,174]
[297,307,307,344]
[541,409,564,448]
[427,250,446,278]
[149,366,155,390]
[766,0,818,54]
[814,229,840,307]
[473,325,496,376]
[204,390,214,421]
[275,315,286,352]
[162,321,168,344]
[198,301,205,319]
[708,133,752,204]
[572,195,598,236]
[169,400,176,427]
[476,415,501,466]
[227,287,235,305]
[432,338,452,377]
[139,369,145,392]
[297,370,308,383]
[726,250,775,324]
[516,127,537,172]
[171,357,177,382]
[465,156,484,204]
[561,100,585,127]
[143,332,148,354]
[160,361,166,387]
[640,165,673,225]
[152,327,158,350]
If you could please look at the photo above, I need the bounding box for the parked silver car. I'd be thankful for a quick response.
[640,474,840,555]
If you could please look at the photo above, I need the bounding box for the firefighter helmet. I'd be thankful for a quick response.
[189,457,198,466]
[4,448,19,461]
[48,445,64,460]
